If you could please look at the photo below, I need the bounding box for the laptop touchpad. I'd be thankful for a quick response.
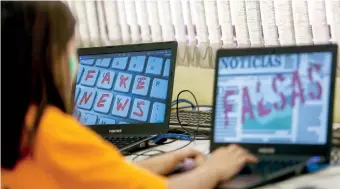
[217,175,263,189]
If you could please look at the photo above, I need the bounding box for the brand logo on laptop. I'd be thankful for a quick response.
[109,129,122,133]
[258,147,275,154]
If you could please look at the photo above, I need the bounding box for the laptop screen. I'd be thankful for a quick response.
[73,49,172,126]
[214,51,333,145]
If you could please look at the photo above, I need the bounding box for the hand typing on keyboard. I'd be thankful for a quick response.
[136,148,206,175]
[202,145,258,181]
[74,54,172,125]
[166,145,258,189]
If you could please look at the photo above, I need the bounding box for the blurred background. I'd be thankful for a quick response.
[63,0,340,122]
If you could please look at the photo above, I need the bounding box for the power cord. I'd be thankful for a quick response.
[171,98,196,109]
[131,149,166,161]
[131,90,201,161]
[162,139,178,145]
[175,90,200,135]
[171,105,212,111]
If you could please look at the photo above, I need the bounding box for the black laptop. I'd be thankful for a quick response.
[211,44,338,189]
[73,41,177,153]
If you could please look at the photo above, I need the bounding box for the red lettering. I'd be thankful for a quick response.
[256,81,271,117]
[133,101,145,117]
[291,71,305,107]
[272,74,286,110]
[256,80,261,93]
[242,87,254,123]
[257,98,271,117]
[116,98,129,111]
[79,92,92,105]
[308,64,322,100]
[120,75,129,88]
[136,77,146,89]
[97,94,109,107]
[85,70,95,80]
[101,72,111,84]
[223,90,237,127]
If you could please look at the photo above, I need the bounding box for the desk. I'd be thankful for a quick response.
[126,140,210,161]
[128,123,340,162]
[127,139,340,188]
[258,166,340,189]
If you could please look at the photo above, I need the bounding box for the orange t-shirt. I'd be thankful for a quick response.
[1,106,167,189]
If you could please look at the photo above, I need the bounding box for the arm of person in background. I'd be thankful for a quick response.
[156,145,258,189]
[136,148,206,175]
[136,145,257,189]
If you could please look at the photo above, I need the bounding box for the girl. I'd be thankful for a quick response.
[1,1,257,189]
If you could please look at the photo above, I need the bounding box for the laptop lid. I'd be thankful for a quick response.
[211,44,338,160]
[73,41,178,136]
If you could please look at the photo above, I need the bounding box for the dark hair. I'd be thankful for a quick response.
[1,1,76,169]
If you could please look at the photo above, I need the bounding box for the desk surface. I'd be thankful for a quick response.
[126,140,210,161]
[128,123,340,162]
[127,137,340,188]
[259,166,340,189]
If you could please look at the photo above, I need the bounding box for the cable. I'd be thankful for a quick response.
[176,90,200,135]
[171,98,196,109]
[132,90,201,161]
[171,105,212,111]
[162,139,178,145]
[131,149,166,161]
[168,128,209,139]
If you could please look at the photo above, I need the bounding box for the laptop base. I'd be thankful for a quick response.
[105,135,153,154]
[217,159,308,189]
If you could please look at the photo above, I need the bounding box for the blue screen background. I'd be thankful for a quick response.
[73,50,172,126]
[214,52,333,145]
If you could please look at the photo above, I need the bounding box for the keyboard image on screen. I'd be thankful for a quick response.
[73,50,172,125]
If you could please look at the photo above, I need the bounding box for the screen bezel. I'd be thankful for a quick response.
[211,44,338,160]
[76,41,178,137]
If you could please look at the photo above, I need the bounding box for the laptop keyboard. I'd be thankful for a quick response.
[73,55,171,125]
[241,159,302,175]
[106,136,150,149]
[170,111,212,127]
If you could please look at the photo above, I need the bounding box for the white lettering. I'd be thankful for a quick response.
[109,129,122,133]
[258,147,275,154]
